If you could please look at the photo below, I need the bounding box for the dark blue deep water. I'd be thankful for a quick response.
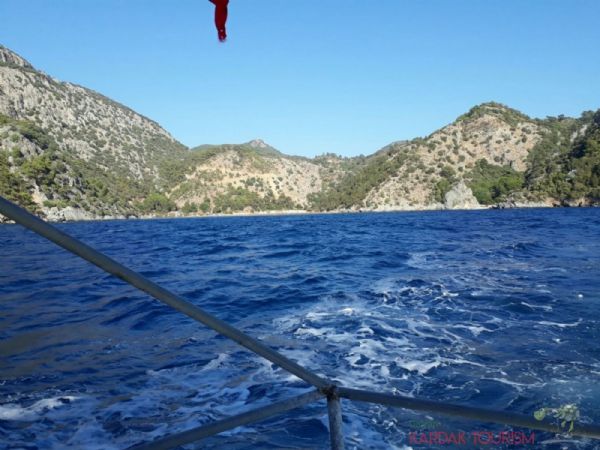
[1,209,600,449]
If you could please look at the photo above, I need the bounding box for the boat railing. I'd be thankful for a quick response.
[1,195,599,450]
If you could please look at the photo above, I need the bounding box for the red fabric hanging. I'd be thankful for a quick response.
[209,0,229,42]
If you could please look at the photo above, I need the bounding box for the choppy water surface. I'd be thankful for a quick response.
[1,209,600,449]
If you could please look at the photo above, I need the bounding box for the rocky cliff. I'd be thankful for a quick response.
[1,44,599,221]
[0,45,187,218]
[310,104,599,211]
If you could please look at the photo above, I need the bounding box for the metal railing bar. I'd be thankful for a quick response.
[128,389,324,450]
[337,387,600,439]
[326,389,345,450]
[0,196,331,390]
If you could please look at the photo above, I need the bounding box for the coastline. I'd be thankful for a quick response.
[2,200,596,225]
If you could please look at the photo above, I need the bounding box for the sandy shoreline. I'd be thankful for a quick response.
[2,201,590,225]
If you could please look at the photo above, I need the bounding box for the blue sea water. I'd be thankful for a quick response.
[1,208,600,449]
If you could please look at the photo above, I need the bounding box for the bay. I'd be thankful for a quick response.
[1,208,600,449]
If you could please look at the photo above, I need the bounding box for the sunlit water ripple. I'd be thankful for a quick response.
[1,208,600,449]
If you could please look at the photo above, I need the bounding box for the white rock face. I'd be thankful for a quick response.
[0,45,33,68]
[364,104,543,210]
[444,181,481,210]
[174,148,324,208]
[0,46,185,185]
[248,139,268,148]
[44,206,97,222]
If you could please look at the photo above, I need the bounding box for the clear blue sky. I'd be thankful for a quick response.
[1,0,599,157]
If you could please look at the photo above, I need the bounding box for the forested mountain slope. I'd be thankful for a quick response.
[1,45,598,221]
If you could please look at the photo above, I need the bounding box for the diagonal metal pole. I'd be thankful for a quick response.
[129,389,324,450]
[0,196,331,390]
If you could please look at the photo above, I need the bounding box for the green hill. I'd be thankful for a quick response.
[1,44,598,221]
